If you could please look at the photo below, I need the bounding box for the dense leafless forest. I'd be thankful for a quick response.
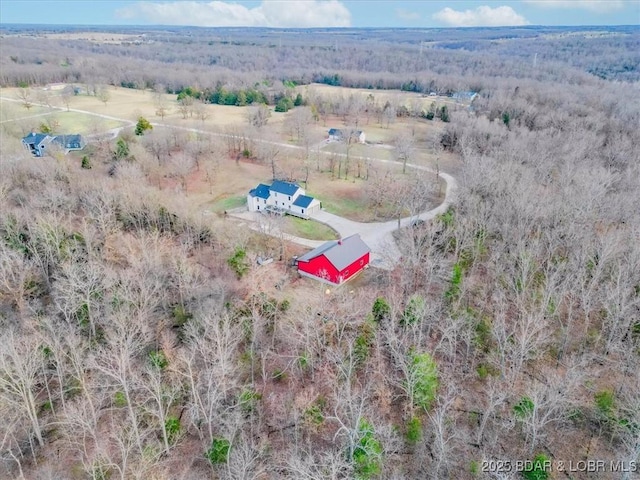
[1,24,639,480]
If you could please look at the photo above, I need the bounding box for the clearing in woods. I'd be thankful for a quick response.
[2,84,456,226]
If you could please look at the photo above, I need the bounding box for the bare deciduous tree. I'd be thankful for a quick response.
[16,88,33,110]
[247,104,271,128]
[394,130,415,174]
[0,329,46,447]
[96,87,111,106]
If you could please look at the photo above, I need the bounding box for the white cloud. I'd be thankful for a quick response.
[396,8,421,21]
[522,1,626,13]
[433,5,530,27]
[116,1,351,27]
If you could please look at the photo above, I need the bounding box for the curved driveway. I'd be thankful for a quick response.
[231,166,457,270]
[310,167,457,269]
[1,94,458,269]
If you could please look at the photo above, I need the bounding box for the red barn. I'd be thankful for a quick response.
[296,234,370,285]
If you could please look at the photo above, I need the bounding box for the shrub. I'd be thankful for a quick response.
[113,138,130,161]
[81,155,92,169]
[444,262,463,301]
[440,105,450,122]
[521,454,551,480]
[239,388,262,413]
[298,352,310,370]
[473,318,492,353]
[165,416,180,444]
[206,438,231,464]
[275,97,294,112]
[113,391,127,407]
[149,350,168,369]
[405,416,422,444]
[304,403,325,426]
[476,363,490,380]
[172,304,193,327]
[402,295,425,325]
[372,297,391,323]
[353,419,383,479]
[595,389,615,418]
[135,116,153,135]
[227,247,250,278]
[354,322,375,366]
[513,396,534,419]
[272,368,286,382]
[411,351,439,410]
[438,207,455,228]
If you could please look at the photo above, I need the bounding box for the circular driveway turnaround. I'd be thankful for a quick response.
[231,165,457,271]
[310,166,457,269]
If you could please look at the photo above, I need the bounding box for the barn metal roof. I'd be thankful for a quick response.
[297,234,370,272]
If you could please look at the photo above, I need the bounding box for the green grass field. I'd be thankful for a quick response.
[315,193,366,219]
[282,216,338,241]
[43,111,125,135]
[209,195,247,213]
[0,100,52,121]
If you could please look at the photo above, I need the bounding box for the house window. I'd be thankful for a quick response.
[301,209,304,214]
[360,259,364,266]
[288,196,291,201]
[257,205,260,210]
[264,199,266,204]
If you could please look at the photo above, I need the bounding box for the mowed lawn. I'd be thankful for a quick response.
[282,216,338,241]
[43,111,125,135]
[1,86,290,132]
[208,194,247,213]
[306,178,375,222]
[0,99,52,121]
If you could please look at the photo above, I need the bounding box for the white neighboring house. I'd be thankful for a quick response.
[247,180,321,218]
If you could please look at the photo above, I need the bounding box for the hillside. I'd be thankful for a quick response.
[0,25,639,480]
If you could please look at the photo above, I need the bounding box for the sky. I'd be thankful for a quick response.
[1,1,639,28]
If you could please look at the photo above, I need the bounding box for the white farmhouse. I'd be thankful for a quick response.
[247,180,321,218]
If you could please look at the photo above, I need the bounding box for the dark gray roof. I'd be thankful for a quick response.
[249,183,271,199]
[297,234,369,271]
[328,128,362,138]
[292,195,315,208]
[53,134,84,148]
[22,132,51,146]
[271,180,300,196]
